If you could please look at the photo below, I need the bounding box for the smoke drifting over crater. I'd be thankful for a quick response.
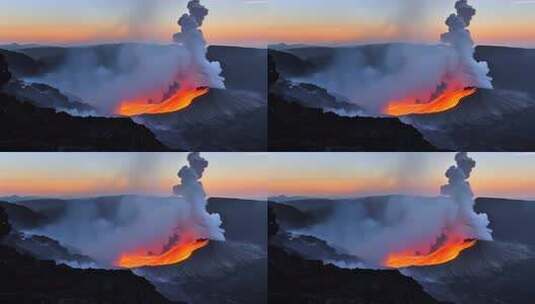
[292,153,492,268]
[29,152,224,267]
[294,0,492,115]
[28,0,224,114]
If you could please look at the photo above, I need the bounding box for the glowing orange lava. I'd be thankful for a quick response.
[385,87,477,116]
[116,239,209,268]
[384,238,477,268]
[117,86,209,116]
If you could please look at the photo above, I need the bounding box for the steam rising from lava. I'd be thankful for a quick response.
[116,152,225,268]
[291,153,492,269]
[439,0,492,90]
[439,152,492,242]
[30,152,224,268]
[294,0,492,116]
[173,0,224,90]
[27,0,224,115]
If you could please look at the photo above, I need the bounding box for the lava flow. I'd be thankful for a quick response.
[384,87,477,117]
[384,237,477,268]
[116,239,209,268]
[117,86,209,117]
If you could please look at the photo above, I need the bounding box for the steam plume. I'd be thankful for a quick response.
[31,152,224,266]
[27,0,224,114]
[290,153,492,267]
[173,0,225,89]
[292,0,492,115]
[173,152,225,241]
[440,0,493,89]
[440,152,493,241]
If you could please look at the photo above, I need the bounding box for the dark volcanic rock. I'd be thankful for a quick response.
[208,198,267,247]
[0,206,11,238]
[476,46,535,97]
[138,88,266,151]
[208,46,267,95]
[0,50,36,79]
[0,54,11,88]
[0,206,176,304]
[0,202,48,230]
[268,246,442,304]
[268,55,437,151]
[0,93,167,151]
[269,94,437,151]
[4,80,96,114]
[268,204,442,304]
[0,245,177,304]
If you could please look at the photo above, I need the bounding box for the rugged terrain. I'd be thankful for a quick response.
[268,53,438,151]
[269,44,535,151]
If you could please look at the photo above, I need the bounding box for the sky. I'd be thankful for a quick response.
[0,0,533,47]
[0,153,270,200]
[2,153,535,200]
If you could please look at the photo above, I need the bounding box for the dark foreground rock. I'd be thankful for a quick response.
[0,93,167,151]
[0,245,178,304]
[268,246,443,304]
[269,94,437,151]
[0,205,177,304]
[268,205,443,304]
[268,55,437,151]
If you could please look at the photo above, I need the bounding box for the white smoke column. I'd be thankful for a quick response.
[173,0,225,89]
[440,152,493,241]
[173,152,225,241]
[440,0,493,89]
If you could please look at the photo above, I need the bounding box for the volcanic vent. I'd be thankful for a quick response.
[383,153,492,268]
[117,0,224,117]
[280,153,493,270]
[116,152,225,268]
[384,0,492,116]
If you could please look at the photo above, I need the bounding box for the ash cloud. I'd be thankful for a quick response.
[440,152,493,241]
[27,0,224,114]
[292,152,492,267]
[294,0,492,115]
[28,152,225,267]
[173,152,225,242]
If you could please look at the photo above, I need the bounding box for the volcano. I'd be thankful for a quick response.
[269,194,535,304]
[1,196,267,304]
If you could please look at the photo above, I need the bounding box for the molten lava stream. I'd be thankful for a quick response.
[385,87,477,117]
[384,239,477,268]
[116,239,209,268]
[117,87,209,117]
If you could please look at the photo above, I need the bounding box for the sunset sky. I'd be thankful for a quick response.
[2,153,535,200]
[0,0,534,47]
[0,153,269,200]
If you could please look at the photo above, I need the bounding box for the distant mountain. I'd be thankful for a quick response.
[0,48,41,77]
[0,43,44,51]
